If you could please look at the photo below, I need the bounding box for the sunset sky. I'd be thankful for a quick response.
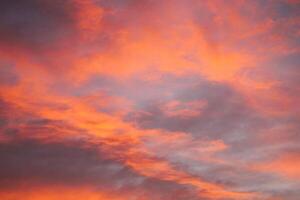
[0,0,299,199]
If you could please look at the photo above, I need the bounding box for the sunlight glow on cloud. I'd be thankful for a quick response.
[0,0,299,199]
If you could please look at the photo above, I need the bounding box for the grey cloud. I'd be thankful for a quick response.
[0,0,77,50]
[0,138,203,200]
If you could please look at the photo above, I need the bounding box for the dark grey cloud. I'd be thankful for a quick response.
[0,138,202,200]
[124,75,267,142]
[0,0,77,50]
[0,139,129,187]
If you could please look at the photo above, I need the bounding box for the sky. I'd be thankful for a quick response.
[0,0,299,199]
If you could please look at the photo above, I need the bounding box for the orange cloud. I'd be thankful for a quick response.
[254,152,300,180]
[0,186,126,200]
[0,0,299,199]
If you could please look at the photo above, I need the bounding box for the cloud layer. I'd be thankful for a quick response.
[0,0,299,199]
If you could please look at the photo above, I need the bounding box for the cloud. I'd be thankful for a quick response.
[0,0,299,199]
[0,137,205,200]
